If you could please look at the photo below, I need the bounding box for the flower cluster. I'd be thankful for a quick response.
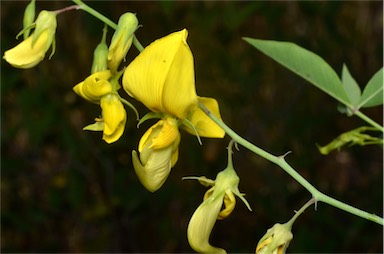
[73,13,139,144]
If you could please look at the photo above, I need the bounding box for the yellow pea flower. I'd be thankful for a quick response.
[132,117,180,192]
[3,10,57,68]
[185,141,252,253]
[123,29,225,191]
[108,12,139,73]
[73,70,112,103]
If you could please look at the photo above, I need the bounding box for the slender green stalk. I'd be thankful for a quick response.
[286,198,315,227]
[199,102,384,226]
[354,110,384,132]
[72,0,117,29]
[72,0,145,52]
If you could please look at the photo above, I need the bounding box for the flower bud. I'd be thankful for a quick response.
[108,12,139,73]
[91,27,109,73]
[256,223,293,254]
[3,10,57,68]
[23,0,36,39]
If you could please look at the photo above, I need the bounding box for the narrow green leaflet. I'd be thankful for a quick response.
[358,67,383,108]
[243,38,350,106]
[341,64,361,107]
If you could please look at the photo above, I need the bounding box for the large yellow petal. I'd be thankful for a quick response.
[162,29,198,118]
[122,29,197,118]
[183,97,225,138]
[100,94,126,143]
[3,30,49,69]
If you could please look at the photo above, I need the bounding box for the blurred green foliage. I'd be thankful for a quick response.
[1,1,383,252]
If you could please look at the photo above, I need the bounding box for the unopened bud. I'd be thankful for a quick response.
[23,0,36,39]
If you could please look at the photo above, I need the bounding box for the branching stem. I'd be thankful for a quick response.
[198,102,384,226]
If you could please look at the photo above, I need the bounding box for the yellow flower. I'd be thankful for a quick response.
[255,223,293,254]
[73,70,112,103]
[185,159,252,253]
[123,29,225,191]
[108,12,139,73]
[3,10,57,68]
[132,117,180,192]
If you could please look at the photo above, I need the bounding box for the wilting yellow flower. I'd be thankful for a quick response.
[73,70,112,103]
[108,12,139,73]
[256,223,293,254]
[3,10,57,68]
[185,164,252,253]
[132,117,180,192]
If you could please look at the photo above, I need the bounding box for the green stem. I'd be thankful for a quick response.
[133,35,144,52]
[198,102,384,226]
[354,110,384,132]
[72,0,117,29]
[286,198,315,227]
[71,0,145,52]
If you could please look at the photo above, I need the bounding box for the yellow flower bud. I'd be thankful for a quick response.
[256,223,293,254]
[108,12,139,73]
[132,117,180,192]
[73,71,112,103]
[3,10,57,68]
[23,0,36,39]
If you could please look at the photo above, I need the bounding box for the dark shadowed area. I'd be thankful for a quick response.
[1,1,383,253]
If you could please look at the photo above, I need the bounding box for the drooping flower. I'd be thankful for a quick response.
[132,117,180,192]
[108,12,139,73]
[122,29,225,191]
[3,10,57,68]
[184,141,252,253]
[99,93,127,143]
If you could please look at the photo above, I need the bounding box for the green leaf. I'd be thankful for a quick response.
[341,64,361,107]
[243,38,350,106]
[358,67,383,108]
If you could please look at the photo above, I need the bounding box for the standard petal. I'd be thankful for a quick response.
[3,30,49,68]
[162,29,198,118]
[132,146,173,192]
[122,29,197,117]
[187,192,227,253]
[183,97,225,138]
[100,94,126,143]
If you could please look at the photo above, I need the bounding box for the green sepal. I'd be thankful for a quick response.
[137,112,163,128]
[83,121,104,131]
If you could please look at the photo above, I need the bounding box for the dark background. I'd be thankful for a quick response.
[1,1,383,253]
